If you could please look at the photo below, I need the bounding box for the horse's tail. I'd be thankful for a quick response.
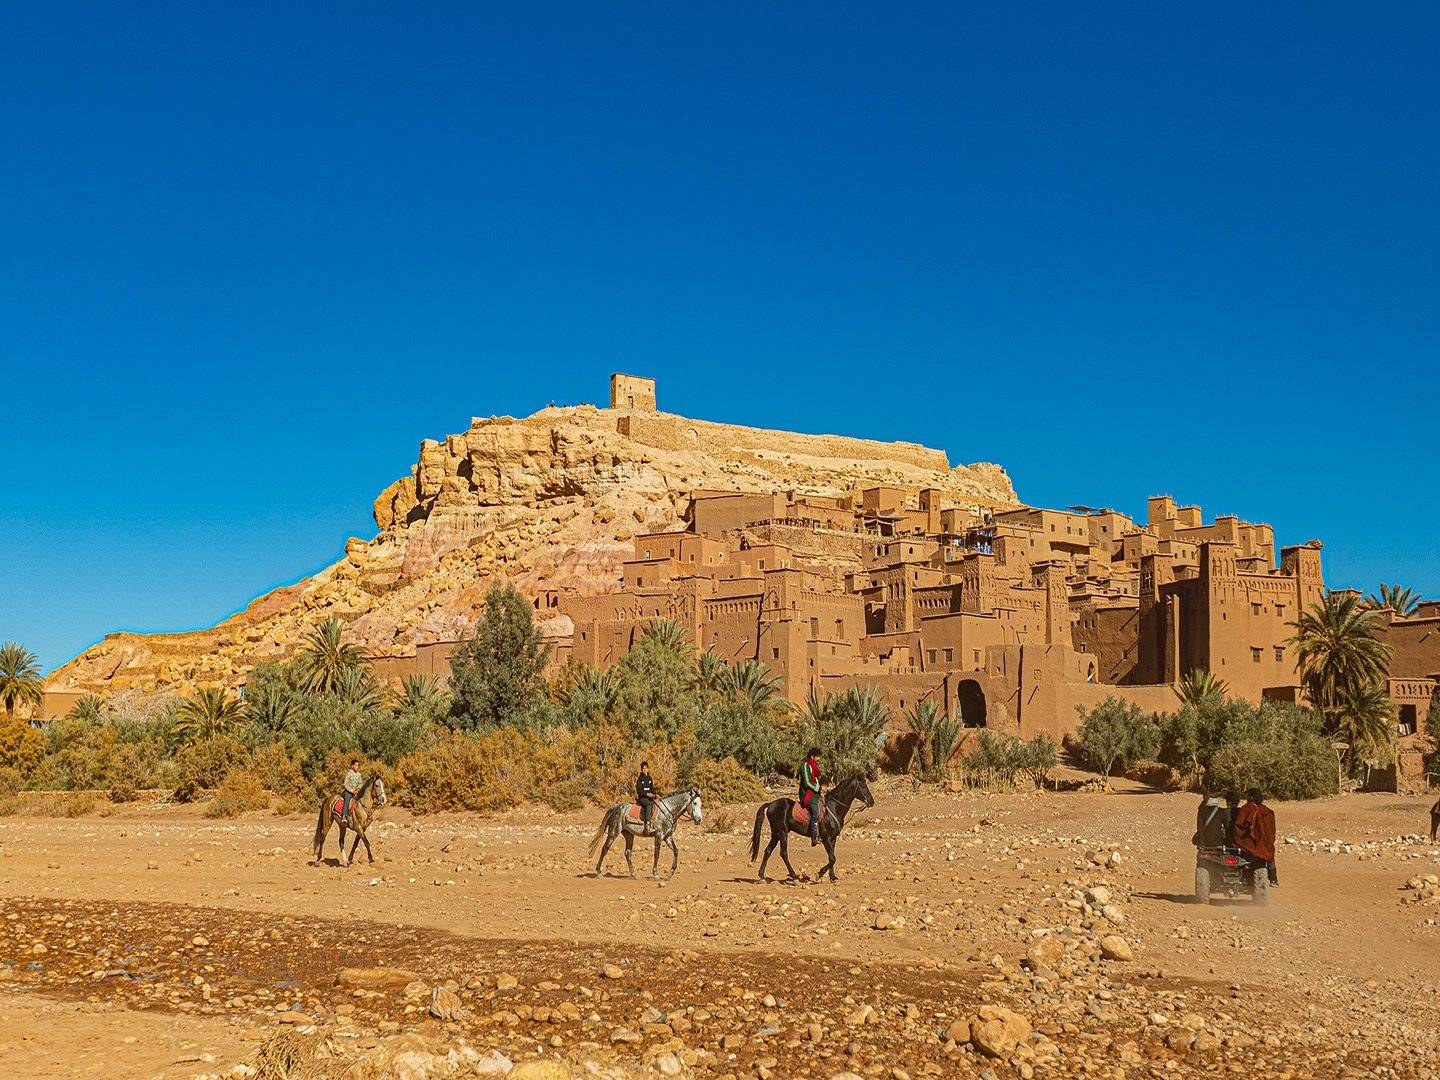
[749,803,767,863]
[312,798,328,856]
[589,806,621,859]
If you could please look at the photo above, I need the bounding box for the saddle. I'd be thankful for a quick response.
[332,796,357,823]
[626,804,645,823]
[792,797,825,828]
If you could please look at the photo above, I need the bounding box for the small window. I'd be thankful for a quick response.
[1251,647,1262,663]
[772,648,780,660]
[944,648,953,662]
[973,649,981,663]
[1252,603,1262,615]
[927,650,937,664]
[1275,604,1285,617]
[644,549,651,559]
[1274,646,1285,661]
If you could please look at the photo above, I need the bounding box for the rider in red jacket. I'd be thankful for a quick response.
[799,748,822,846]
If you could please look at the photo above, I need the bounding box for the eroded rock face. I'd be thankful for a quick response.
[49,402,1018,695]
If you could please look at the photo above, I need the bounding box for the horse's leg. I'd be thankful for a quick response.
[595,824,618,877]
[650,835,661,878]
[778,823,800,881]
[666,835,679,879]
[759,827,778,882]
[338,822,350,866]
[623,831,635,878]
[315,815,330,863]
[821,834,838,882]
[348,827,365,865]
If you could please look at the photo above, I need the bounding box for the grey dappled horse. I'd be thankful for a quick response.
[312,776,387,867]
[749,774,874,883]
[589,788,702,879]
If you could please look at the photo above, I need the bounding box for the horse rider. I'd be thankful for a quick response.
[799,746,822,846]
[340,758,363,825]
[1233,787,1278,887]
[636,760,658,833]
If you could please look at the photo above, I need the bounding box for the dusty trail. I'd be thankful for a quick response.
[1,786,1438,1078]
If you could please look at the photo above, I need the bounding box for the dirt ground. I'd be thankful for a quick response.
[1,782,1438,1079]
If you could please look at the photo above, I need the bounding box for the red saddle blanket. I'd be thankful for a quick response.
[626,805,645,822]
[331,797,348,819]
[792,798,824,828]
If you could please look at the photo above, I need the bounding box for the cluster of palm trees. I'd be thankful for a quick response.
[1290,591,1394,767]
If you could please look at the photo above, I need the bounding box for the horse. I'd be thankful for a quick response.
[1431,798,1439,841]
[749,774,874,883]
[312,776,388,867]
[588,788,703,879]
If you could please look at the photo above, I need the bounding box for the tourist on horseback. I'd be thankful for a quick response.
[799,746,822,846]
[341,758,363,825]
[636,760,657,832]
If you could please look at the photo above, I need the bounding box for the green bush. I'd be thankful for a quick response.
[447,584,552,731]
[1075,698,1160,779]
[695,700,792,776]
[172,735,248,790]
[960,731,1058,789]
[793,686,888,779]
[397,729,532,814]
[686,755,766,806]
[1152,698,1335,799]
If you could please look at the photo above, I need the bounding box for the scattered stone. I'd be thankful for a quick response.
[970,1005,1031,1057]
[1099,935,1134,961]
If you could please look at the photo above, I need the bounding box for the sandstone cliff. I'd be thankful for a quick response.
[48,403,1018,694]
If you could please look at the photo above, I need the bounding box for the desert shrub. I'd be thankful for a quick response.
[0,716,45,775]
[0,766,22,797]
[1075,698,1160,779]
[32,723,121,790]
[397,729,533,813]
[705,809,738,834]
[108,737,172,791]
[354,710,428,765]
[695,700,792,776]
[247,741,310,800]
[686,755,766,806]
[959,731,1057,789]
[109,784,138,803]
[59,792,96,817]
[1153,699,1335,799]
[172,734,248,790]
[206,769,272,818]
[904,700,964,781]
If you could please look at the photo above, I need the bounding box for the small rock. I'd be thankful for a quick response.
[970,1005,1031,1057]
[1099,935,1134,961]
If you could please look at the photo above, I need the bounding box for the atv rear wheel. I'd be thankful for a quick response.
[1194,865,1211,905]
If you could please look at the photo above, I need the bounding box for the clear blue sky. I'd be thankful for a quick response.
[2,5,1437,673]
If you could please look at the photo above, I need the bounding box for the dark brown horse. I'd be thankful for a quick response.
[749,775,873,883]
[312,776,387,867]
[1430,798,1439,841]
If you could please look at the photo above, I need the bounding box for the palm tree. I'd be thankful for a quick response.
[904,699,943,776]
[65,694,107,724]
[724,660,783,712]
[333,665,382,710]
[0,643,45,721]
[1334,680,1394,767]
[1289,592,1393,722]
[245,681,299,738]
[1367,583,1421,617]
[174,686,246,741]
[561,664,619,724]
[296,618,367,694]
[395,673,448,714]
[640,619,690,655]
[696,651,729,694]
[1177,668,1228,708]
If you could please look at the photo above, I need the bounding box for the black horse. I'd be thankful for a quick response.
[1430,798,1439,841]
[749,774,874,883]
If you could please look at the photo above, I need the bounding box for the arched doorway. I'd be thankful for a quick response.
[957,679,987,728]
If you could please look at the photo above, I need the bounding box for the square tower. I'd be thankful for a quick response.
[609,373,656,411]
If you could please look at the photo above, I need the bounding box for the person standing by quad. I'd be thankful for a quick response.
[1234,788,1278,887]
[636,760,658,832]
[799,747,822,846]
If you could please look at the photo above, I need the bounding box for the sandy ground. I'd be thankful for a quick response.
[1,782,1438,1079]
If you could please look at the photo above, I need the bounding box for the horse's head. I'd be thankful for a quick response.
[371,777,388,808]
[688,789,703,825]
[856,774,875,810]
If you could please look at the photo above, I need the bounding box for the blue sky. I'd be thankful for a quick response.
[2,5,1437,673]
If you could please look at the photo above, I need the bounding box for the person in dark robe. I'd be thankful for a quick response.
[1234,787,1278,886]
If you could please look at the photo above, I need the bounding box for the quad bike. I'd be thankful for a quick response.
[1195,845,1269,905]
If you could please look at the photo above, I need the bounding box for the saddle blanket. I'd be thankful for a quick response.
[331,797,350,819]
[626,804,645,823]
[791,798,824,828]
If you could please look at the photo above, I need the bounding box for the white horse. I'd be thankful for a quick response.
[588,788,702,879]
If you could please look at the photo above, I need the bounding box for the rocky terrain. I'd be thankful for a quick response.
[46,402,1015,695]
[1,785,1438,1078]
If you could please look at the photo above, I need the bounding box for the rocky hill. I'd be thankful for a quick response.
[47,400,1018,694]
